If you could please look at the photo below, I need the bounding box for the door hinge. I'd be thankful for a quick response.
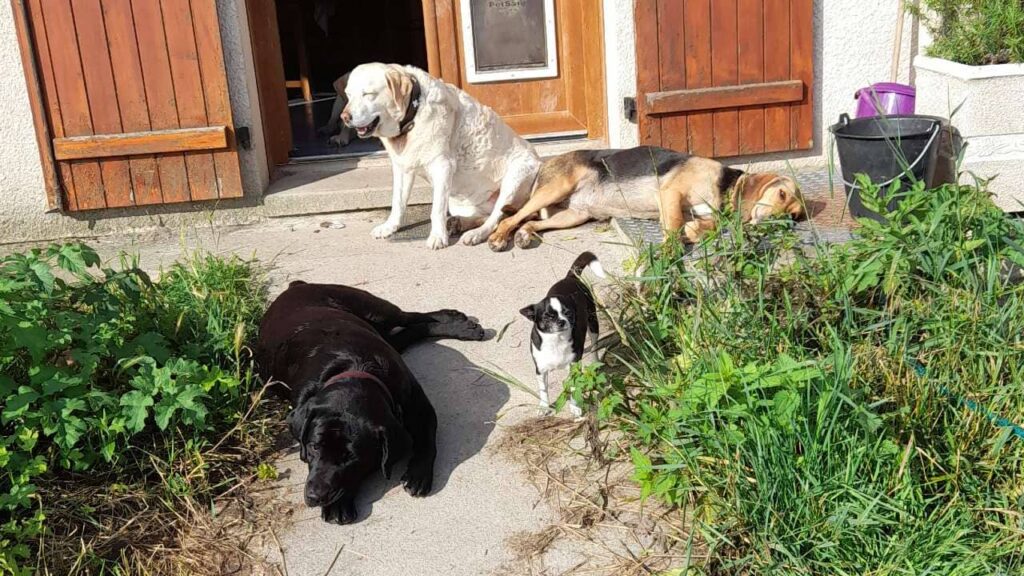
[623,97,637,123]
[236,126,252,150]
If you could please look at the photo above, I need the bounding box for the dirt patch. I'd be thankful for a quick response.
[494,415,704,575]
[35,400,295,576]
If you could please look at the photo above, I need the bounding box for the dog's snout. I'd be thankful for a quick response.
[304,480,332,507]
[341,109,352,126]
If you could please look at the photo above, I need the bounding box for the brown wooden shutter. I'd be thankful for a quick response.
[635,0,813,157]
[14,0,244,211]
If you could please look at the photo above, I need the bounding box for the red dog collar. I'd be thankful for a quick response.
[322,370,396,411]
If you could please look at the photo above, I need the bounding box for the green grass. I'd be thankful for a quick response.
[572,181,1024,574]
[0,244,275,575]
[913,0,1024,65]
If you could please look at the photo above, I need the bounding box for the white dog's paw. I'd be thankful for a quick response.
[371,220,400,239]
[426,232,450,250]
[459,227,490,246]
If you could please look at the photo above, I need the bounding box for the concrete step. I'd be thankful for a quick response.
[262,163,431,218]
[262,138,603,218]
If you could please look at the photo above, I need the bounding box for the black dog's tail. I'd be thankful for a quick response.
[568,251,607,280]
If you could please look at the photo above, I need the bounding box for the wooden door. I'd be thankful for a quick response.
[245,0,292,168]
[425,0,606,139]
[635,0,813,157]
[14,0,244,211]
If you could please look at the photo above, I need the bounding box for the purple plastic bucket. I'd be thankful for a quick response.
[855,83,916,118]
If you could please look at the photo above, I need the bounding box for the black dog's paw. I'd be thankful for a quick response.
[402,464,434,497]
[321,497,358,525]
[429,309,468,323]
[426,311,486,341]
[446,317,486,341]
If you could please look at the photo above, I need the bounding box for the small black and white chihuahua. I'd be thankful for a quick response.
[519,252,606,417]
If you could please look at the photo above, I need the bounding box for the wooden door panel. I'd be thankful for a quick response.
[102,0,162,205]
[192,0,245,199]
[636,0,814,156]
[163,0,219,201]
[427,0,604,139]
[790,0,814,150]
[130,0,192,203]
[245,0,291,169]
[683,0,713,155]
[635,0,661,147]
[16,0,244,211]
[737,0,766,155]
[711,0,739,156]
[763,0,792,152]
[654,0,684,151]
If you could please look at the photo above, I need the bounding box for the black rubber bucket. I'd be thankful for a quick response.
[829,113,944,221]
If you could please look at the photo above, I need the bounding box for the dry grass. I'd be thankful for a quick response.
[494,415,705,576]
[33,399,295,576]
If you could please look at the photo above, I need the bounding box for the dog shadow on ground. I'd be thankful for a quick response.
[279,340,509,525]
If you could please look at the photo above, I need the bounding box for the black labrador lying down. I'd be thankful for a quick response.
[256,281,485,524]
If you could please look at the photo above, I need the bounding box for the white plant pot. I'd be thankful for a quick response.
[914,55,1024,212]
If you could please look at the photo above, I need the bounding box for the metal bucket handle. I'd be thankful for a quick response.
[837,113,941,191]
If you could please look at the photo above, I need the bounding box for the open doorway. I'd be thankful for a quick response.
[276,0,428,160]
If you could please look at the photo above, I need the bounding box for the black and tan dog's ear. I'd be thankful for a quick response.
[333,72,350,96]
[519,305,538,322]
[384,65,413,117]
[378,417,412,479]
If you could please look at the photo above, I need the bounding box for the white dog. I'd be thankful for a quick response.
[341,63,541,249]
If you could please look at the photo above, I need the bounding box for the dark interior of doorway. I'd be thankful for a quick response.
[277,0,428,160]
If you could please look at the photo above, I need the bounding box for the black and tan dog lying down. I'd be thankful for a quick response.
[255,281,485,524]
[488,146,805,251]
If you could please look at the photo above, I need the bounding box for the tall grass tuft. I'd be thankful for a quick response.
[573,181,1024,574]
[0,244,276,575]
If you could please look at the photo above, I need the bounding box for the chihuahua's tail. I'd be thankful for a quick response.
[568,251,607,280]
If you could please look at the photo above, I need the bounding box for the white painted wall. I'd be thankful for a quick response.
[0,2,48,235]
[0,0,267,244]
[602,0,919,172]
[1,0,923,242]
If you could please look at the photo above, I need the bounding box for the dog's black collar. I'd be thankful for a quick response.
[323,370,396,413]
[398,77,421,135]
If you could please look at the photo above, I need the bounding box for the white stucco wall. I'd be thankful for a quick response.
[0,0,267,244]
[0,2,48,232]
[2,0,924,242]
[602,0,919,171]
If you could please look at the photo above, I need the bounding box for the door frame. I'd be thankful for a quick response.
[422,0,607,141]
[246,0,609,173]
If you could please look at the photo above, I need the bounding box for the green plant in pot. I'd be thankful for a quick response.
[912,0,1024,65]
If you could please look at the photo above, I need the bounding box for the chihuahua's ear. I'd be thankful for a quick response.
[333,72,350,96]
[519,305,537,322]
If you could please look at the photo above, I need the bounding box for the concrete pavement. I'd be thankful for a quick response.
[88,209,629,576]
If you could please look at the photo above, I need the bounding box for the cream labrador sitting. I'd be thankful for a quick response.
[342,63,541,249]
